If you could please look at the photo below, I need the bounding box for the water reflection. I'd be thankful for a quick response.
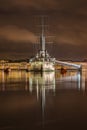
[0,69,86,129]
[0,70,85,92]
[56,70,86,91]
[29,72,55,117]
[0,70,85,104]
[0,70,85,112]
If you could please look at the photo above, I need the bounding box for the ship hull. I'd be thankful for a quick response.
[30,61,55,72]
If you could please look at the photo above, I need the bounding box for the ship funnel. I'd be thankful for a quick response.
[40,35,45,51]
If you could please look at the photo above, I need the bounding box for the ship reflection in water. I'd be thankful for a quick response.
[0,68,87,129]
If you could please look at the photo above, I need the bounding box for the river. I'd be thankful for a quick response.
[0,63,87,130]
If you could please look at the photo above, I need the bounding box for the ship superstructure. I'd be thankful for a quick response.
[29,18,55,72]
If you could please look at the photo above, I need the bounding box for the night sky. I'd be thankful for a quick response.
[0,0,87,61]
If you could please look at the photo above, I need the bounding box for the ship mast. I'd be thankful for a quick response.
[40,16,45,52]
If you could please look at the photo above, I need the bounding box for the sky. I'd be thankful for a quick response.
[0,0,87,60]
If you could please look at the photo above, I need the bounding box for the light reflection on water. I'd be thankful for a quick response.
[0,66,87,129]
[0,69,85,92]
[0,69,86,112]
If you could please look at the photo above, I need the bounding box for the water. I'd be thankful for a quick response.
[0,63,87,130]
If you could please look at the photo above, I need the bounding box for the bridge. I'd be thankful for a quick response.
[55,60,82,70]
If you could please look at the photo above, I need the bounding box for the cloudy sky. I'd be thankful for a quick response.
[0,0,87,60]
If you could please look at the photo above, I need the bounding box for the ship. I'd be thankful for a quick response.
[29,19,55,72]
[29,17,82,72]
